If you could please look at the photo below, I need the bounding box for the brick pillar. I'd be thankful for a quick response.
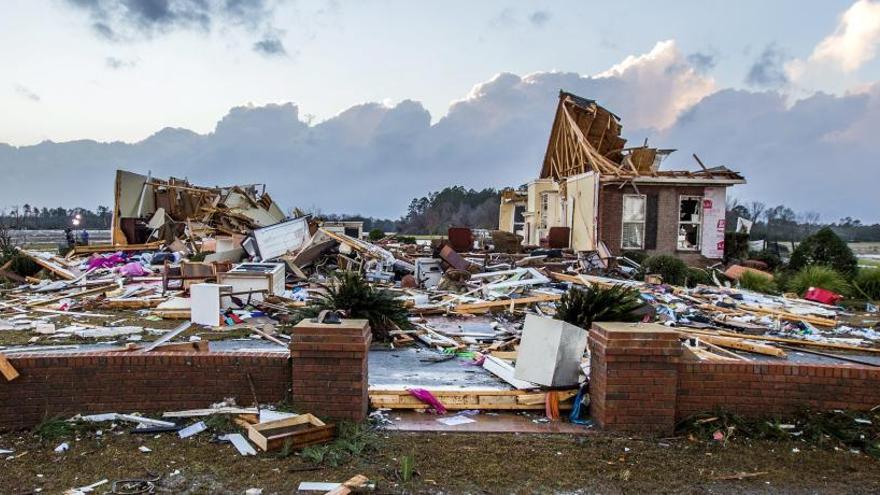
[589,322,681,435]
[290,318,372,422]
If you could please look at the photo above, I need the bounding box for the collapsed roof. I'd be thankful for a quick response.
[539,91,745,184]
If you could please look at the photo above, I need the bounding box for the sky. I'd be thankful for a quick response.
[2,0,879,222]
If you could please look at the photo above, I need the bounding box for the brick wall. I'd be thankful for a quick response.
[589,322,880,436]
[677,362,880,419]
[589,322,682,434]
[0,351,290,431]
[599,183,710,265]
[290,318,372,422]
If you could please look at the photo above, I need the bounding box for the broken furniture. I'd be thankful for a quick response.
[190,283,233,326]
[217,262,285,303]
[246,414,335,452]
[514,314,588,387]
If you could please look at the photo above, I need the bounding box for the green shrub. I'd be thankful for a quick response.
[789,227,858,278]
[684,267,712,288]
[787,266,850,296]
[395,235,417,245]
[298,271,411,340]
[555,285,644,330]
[642,255,688,286]
[368,228,385,241]
[739,271,778,294]
[853,269,880,301]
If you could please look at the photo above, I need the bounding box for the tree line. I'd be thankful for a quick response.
[726,198,880,244]
[0,205,112,230]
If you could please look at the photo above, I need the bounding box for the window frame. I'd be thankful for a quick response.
[677,194,703,251]
[620,194,647,250]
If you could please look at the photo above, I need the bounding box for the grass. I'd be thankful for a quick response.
[853,268,880,301]
[787,265,850,296]
[299,421,379,467]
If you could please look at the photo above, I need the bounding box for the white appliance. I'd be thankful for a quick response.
[217,263,286,302]
[514,314,588,387]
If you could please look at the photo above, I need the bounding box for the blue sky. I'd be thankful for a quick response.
[2,0,880,221]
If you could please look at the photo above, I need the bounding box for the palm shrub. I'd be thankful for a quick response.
[739,270,778,294]
[555,284,645,330]
[298,271,411,340]
[642,254,688,286]
[787,265,850,296]
[684,267,712,288]
[853,269,880,301]
[788,227,858,278]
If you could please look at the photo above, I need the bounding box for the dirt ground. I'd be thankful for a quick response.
[2,425,879,494]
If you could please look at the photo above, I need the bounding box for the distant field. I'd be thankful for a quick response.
[850,242,880,255]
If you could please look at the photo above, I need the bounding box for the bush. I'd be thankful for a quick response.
[368,228,385,241]
[853,269,880,301]
[739,271,778,294]
[642,255,689,286]
[298,271,411,340]
[787,266,850,296]
[395,235,417,245]
[789,227,858,278]
[9,254,40,277]
[555,285,645,330]
[621,250,649,265]
[684,267,713,288]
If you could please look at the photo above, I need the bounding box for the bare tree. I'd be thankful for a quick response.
[747,201,766,223]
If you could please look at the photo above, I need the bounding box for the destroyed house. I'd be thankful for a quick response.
[499,91,745,263]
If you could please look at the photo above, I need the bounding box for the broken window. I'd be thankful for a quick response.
[513,204,526,236]
[678,195,702,251]
[621,194,646,249]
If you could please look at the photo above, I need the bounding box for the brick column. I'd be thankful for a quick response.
[589,322,681,435]
[290,318,372,422]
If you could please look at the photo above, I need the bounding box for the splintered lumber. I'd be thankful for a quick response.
[142,322,191,352]
[369,389,575,410]
[24,284,116,308]
[684,332,786,358]
[453,294,560,313]
[689,329,880,354]
[72,241,164,255]
[0,353,20,381]
[324,475,372,495]
[97,298,164,310]
[738,304,837,327]
[17,249,79,280]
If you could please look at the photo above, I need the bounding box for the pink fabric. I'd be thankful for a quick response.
[118,262,149,277]
[407,388,447,414]
[87,253,126,270]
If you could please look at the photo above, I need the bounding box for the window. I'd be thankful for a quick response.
[512,204,526,236]
[621,194,646,249]
[678,195,702,251]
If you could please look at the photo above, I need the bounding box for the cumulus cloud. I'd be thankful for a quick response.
[2,40,878,222]
[786,0,880,91]
[745,44,788,88]
[14,84,40,102]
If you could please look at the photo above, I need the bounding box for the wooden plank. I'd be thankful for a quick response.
[686,328,880,354]
[453,294,560,313]
[369,389,575,410]
[694,334,786,358]
[72,241,164,255]
[0,354,20,381]
[24,284,116,308]
[325,475,371,495]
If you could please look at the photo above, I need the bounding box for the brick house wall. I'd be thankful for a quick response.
[599,183,712,265]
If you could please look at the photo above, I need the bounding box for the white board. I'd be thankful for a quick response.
[701,187,726,259]
[251,217,309,260]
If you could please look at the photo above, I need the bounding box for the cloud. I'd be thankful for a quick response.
[64,0,281,41]
[105,56,137,69]
[14,84,40,102]
[2,40,878,222]
[686,52,716,73]
[253,36,286,56]
[786,0,880,92]
[745,44,788,88]
[528,11,550,27]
